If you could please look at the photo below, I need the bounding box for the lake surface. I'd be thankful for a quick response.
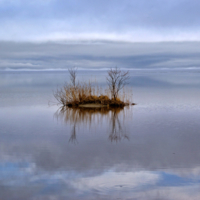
[1,70,200,200]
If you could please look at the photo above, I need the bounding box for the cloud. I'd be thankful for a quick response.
[0,0,200,41]
[1,42,200,71]
[70,171,160,191]
[1,160,200,200]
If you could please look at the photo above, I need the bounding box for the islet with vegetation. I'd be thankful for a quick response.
[54,67,135,108]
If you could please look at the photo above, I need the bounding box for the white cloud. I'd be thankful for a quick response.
[70,171,160,191]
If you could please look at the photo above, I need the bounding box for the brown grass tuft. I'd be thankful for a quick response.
[54,68,134,108]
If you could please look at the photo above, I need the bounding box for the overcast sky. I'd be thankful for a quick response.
[1,0,200,42]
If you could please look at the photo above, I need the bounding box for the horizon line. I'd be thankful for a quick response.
[1,39,200,44]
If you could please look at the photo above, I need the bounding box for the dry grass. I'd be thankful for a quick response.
[54,68,134,107]
[54,81,132,107]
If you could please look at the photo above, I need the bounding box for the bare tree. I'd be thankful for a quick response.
[68,67,77,87]
[106,67,129,100]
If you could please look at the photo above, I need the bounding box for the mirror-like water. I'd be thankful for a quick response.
[0,70,200,200]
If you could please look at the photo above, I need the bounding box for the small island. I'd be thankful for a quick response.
[54,67,135,108]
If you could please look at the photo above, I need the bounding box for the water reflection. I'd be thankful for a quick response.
[54,106,130,143]
[109,108,129,142]
[2,70,200,200]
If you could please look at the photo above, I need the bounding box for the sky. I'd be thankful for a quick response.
[1,0,200,42]
[1,42,200,70]
[1,0,200,70]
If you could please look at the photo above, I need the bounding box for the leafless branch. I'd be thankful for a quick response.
[68,67,77,87]
[106,67,129,100]
[53,87,67,106]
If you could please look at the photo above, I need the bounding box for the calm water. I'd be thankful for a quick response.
[1,70,200,200]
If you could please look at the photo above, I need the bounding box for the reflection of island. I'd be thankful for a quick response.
[54,106,130,143]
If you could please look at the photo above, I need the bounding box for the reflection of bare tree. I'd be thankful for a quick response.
[54,106,79,144]
[109,109,129,142]
[68,124,78,144]
[54,106,130,143]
